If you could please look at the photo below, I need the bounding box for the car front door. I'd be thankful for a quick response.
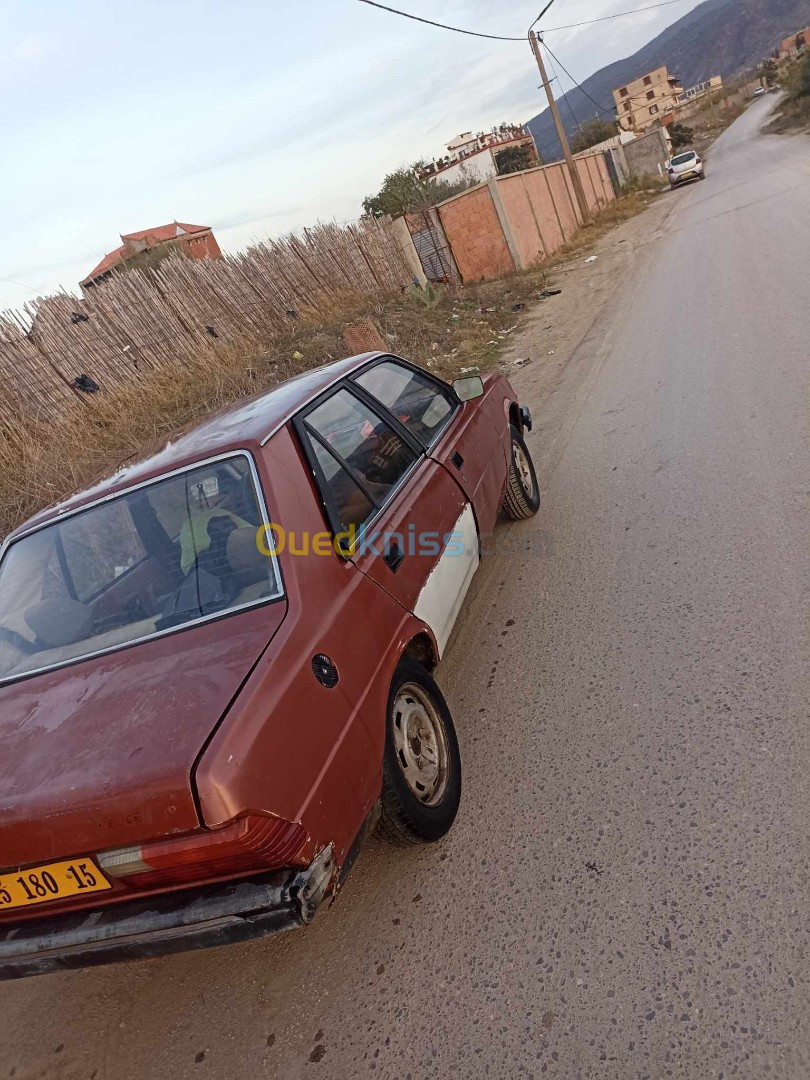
[296,382,477,657]
[353,357,507,538]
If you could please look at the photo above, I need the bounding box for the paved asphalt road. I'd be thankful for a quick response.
[2,99,808,1080]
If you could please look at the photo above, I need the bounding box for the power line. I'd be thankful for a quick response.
[543,36,685,126]
[356,0,523,41]
[544,45,583,133]
[541,0,693,34]
[358,0,695,42]
[540,36,686,146]
[541,38,615,118]
[0,278,41,294]
[529,0,560,32]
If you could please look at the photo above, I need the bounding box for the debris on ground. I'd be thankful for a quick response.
[537,288,562,299]
[511,303,526,312]
[585,255,598,264]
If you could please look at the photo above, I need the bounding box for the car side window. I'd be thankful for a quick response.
[354,360,456,449]
[303,388,419,531]
[309,440,375,532]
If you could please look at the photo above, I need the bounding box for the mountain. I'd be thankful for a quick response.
[527,0,810,160]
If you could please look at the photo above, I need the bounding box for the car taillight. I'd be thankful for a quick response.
[98,813,308,888]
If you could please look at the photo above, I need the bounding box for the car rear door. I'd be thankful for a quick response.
[295,380,477,657]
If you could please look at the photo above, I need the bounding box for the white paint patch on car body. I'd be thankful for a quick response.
[414,502,479,657]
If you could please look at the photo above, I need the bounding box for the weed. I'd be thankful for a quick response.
[0,192,649,538]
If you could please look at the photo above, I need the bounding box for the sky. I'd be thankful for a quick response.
[0,0,706,310]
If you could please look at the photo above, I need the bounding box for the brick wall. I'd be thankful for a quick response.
[575,154,614,213]
[544,164,580,239]
[522,169,566,252]
[498,174,548,268]
[435,186,514,282]
[433,154,616,282]
[183,231,222,261]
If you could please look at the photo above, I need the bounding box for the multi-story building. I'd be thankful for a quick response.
[417,126,538,186]
[81,221,222,289]
[677,76,723,104]
[612,66,684,133]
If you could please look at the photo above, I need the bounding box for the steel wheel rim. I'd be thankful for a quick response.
[391,683,450,806]
[514,442,535,497]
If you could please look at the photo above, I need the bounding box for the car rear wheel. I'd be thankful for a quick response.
[378,659,461,846]
[502,425,540,520]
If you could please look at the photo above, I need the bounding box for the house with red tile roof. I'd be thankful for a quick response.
[80,221,222,289]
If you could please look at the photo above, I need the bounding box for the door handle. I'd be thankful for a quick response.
[451,451,464,469]
[384,541,405,573]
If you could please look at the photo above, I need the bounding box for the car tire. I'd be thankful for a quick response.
[502,424,540,520]
[378,659,462,846]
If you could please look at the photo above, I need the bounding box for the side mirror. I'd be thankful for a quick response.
[452,375,484,402]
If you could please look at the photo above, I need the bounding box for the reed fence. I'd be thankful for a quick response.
[0,217,412,428]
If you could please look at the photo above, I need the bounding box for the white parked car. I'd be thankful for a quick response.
[667,150,705,190]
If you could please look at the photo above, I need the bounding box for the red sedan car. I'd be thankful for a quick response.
[0,352,538,978]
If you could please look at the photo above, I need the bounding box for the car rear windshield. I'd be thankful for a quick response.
[0,454,281,684]
[670,152,696,166]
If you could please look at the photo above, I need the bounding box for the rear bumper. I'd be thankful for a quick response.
[670,169,703,185]
[0,846,335,981]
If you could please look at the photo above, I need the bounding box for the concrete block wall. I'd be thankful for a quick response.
[623,127,671,179]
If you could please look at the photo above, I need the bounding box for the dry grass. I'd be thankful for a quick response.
[764,54,810,134]
[543,191,661,267]
[0,191,650,539]
[763,93,810,133]
[0,273,553,538]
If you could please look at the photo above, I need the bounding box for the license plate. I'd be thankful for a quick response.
[0,859,111,911]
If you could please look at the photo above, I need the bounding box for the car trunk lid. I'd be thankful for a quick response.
[0,603,286,873]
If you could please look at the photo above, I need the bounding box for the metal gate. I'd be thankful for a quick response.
[407,211,455,283]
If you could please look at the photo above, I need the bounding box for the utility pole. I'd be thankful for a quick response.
[528,30,591,224]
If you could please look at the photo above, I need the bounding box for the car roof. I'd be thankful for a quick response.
[9,351,385,540]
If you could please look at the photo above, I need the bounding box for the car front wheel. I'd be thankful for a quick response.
[502,424,540,520]
[378,659,462,846]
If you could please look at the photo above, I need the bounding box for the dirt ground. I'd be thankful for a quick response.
[494,190,674,485]
[4,99,809,1079]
